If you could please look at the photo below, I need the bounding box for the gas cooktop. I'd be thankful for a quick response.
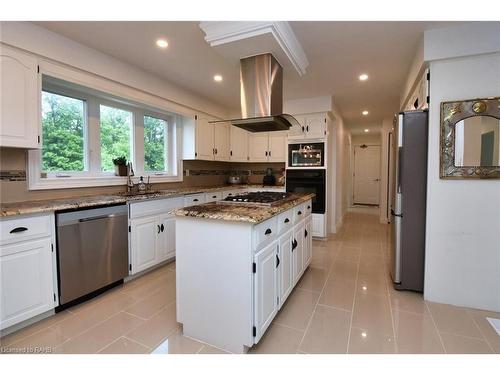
[218,191,292,207]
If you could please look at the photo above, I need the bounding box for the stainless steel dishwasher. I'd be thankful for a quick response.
[56,204,128,306]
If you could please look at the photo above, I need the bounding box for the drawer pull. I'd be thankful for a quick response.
[161,224,165,232]
[305,229,308,238]
[307,205,311,210]
[193,198,199,202]
[276,254,280,268]
[292,239,298,250]
[284,218,290,223]
[212,195,217,198]
[10,226,28,234]
[297,211,302,216]
[264,228,272,235]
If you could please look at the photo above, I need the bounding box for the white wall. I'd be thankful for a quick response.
[424,52,500,312]
[0,21,230,119]
[400,37,425,110]
[332,104,350,232]
[351,133,381,145]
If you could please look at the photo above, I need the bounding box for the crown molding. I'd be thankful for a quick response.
[199,21,309,76]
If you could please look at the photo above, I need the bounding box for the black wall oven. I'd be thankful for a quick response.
[286,169,326,214]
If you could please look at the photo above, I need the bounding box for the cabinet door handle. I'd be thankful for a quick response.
[265,228,272,235]
[297,211,302,216]
[276,254,280,268]
[301,126,305,132]
[284,218,290,223]
[292,239,297,251]
[305,229,308,238]
[307,205,311,209]
[10,226,28,234]
[215,148,218,155]
[161,224,165,232]
[157,225,161,234]
[212,195,217,198]
[306,125,309,132]
[268,151,271,157]
[265,151,268,156]
[193,198,199,202]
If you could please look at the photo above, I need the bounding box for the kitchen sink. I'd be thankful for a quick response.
[119,190,161,197]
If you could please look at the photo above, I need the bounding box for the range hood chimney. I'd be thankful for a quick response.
[211,53,300,132]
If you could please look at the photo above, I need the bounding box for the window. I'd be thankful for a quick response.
[28,73,183,190]
[144,115,168,173]
[100,105,133,172]
[41,91,86,173]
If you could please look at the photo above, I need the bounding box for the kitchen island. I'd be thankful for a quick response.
[174,192,314,353]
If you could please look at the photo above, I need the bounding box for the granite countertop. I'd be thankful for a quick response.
[173,192,315,224]
[0,184,285,217]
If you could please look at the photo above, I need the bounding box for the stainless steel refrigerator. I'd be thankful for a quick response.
[390,110,428,292]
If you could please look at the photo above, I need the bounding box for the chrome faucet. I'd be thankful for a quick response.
[127,162,135,193]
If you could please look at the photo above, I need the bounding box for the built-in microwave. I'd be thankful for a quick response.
[288,142,325,167]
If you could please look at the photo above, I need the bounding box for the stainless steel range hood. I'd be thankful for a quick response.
[211,53,300,132]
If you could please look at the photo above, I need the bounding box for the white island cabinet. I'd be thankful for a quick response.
[175,198,312,353]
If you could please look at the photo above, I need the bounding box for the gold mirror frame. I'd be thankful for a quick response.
[440,97,500,179]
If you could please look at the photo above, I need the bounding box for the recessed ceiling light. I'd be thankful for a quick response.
[156,39,169,48]
[359,74,369,81]
[361,332,367,338]
[364,129,370,133]
[213,74,223,82]
[362,110,369,116]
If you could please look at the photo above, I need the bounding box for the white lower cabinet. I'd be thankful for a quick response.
[129,197,183,275]
[157,214,176,262]
[278,229,294,307]
[292,221,305,284]
[252,200,311,344]
[311,213,326,238]
[130,216,158,274]
[0,213,57,330]
[253,241,279,342]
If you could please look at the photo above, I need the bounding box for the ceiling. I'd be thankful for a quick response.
[34,21,460,133]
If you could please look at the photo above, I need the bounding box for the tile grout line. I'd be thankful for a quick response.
[465,309,496,353]
[385,265,399,353]
[345,254,360,354]
[424,301,447,354]
[296,233,344,353]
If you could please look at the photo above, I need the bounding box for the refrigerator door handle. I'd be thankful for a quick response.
[390,209,403,218]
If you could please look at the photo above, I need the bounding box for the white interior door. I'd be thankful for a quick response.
[353,145,381,205]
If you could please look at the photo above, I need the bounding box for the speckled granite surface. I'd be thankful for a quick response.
[0,184,285,217]
[173,193,314,224]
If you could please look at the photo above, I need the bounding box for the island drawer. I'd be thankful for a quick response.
[0,213,52,245]
[205,191,223,203]
[222,189,247,199]
[253,217,278,250]
[294,203,306,221]
[304,200,312,216]
[277,209,294,234]
[130,197,184,219]
[184,193,206,207]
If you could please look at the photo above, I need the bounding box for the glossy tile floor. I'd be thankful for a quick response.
[1,211,499,354]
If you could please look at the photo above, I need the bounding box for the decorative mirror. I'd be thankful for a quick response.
[440,97,500,179]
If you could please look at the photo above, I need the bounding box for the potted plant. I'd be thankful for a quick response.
[113,156,128,176]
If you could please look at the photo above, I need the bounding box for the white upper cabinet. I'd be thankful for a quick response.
[288,113,327,140]
[248,131,287,163]
[214,122,230,161]
[195,116,215,160]
[288,114,306,138]
[0,45,40,149]
[248,132,270,162]
[229,126,249,162]
[268,131,287,162]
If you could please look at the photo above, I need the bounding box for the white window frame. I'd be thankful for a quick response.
[28,65,184,190]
